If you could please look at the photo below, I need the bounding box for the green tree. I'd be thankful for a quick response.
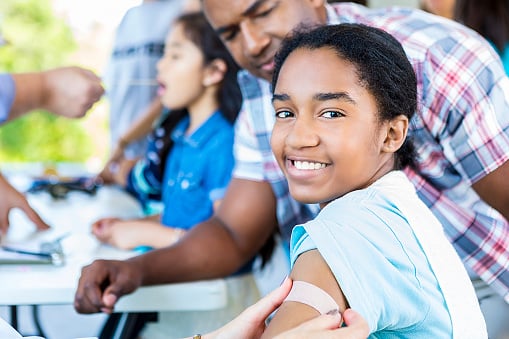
[0,0,95,162]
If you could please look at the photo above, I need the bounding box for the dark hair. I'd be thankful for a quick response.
[454,0,509,53]
[272,23,418,169]
[154,11,242,178]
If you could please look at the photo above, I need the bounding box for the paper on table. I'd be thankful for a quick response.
[0,247,54,265]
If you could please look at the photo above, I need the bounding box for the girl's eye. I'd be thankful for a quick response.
[275,110,293,119]
[321,110,344,118]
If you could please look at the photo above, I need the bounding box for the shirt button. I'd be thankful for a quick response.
[181,179,189,189]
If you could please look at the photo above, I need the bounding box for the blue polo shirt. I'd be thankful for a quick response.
[161,111,234,229]
[0,74,15,124]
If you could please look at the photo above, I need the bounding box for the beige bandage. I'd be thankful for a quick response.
[284,280,339,315]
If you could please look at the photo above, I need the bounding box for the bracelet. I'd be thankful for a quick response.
[193,335,201,339]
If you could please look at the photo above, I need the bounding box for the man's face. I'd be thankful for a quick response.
[203,0,326,81]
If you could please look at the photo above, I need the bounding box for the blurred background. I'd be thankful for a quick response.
[0,0,418,170]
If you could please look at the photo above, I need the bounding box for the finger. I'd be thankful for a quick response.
[340,309,370,338]
[0,216,9,236]
[101,265,134,303]
[102,292,118,312]
[74,263,112,313]
[21,204,50,230]
[245,277,293,320]
[293,311,342,332]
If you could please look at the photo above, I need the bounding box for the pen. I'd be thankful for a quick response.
[1,246,53,259]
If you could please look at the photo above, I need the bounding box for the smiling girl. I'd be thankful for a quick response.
[263,23,487,338]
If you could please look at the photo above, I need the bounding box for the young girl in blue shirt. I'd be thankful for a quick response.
[92,12,241,249]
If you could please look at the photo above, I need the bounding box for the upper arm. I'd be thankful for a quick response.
[472,159,509,221]
[262,249,348,338]
[215,177,278,261]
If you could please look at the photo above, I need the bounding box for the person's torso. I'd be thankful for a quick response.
[161,112,235,229]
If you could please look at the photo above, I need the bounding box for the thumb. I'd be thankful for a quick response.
[295,310,342,331]
[250,277,293,319]
[102,291,118,308]
[100,290,118,314]
[341,309,370,338]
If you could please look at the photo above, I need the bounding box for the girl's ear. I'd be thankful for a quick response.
[203,59,227,87]
[382,115,408,153]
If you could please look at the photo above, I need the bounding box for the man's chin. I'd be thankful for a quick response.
[249,68,274,82]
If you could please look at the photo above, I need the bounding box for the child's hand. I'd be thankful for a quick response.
[91,217,121,244]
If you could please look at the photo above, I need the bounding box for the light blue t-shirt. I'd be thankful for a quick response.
[0,73,15,124]
[290,172,454,338]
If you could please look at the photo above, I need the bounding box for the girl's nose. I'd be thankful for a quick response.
[285,118,320,149]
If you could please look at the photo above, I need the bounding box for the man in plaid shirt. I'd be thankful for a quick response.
[75,1,509,336]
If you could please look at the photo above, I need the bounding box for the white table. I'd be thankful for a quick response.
[0,167,227,336]
[0,185,226,312]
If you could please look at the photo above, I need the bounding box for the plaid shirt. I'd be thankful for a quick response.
[233,3,509,301]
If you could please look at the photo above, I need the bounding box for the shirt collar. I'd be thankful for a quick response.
[171,110,228,148]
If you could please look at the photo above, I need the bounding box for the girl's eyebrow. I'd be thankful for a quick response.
[314,92,356,104]
[272,92,356,104]
[272,93,290,102]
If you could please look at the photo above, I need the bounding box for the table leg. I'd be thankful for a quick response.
[9,305,18,330]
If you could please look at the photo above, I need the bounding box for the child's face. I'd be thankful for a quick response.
[271,47,393,206]
[156,23,207,110]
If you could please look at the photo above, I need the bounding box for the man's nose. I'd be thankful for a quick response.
[239,21,270,57]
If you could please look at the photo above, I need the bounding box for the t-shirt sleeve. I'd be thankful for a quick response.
[0,73,15,124]
[291,214,429,333]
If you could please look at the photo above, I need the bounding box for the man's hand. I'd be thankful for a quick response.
[41,66,104,118]
[0,173,49,235]
[74,259,143,314]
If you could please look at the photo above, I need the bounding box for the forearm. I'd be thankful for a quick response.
[8,72,44,120]
[128,217,250,285]
[135,221,186,249]
[472,160,509,221]
[128,179,279,285]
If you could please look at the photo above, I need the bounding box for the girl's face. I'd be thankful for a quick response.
[271,47,394,207]
[156,23,207,110]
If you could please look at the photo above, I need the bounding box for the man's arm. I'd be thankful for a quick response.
[0,67,104,234]
[74,178,279,313]
[472,160,509,222]
[8,66,104,120]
